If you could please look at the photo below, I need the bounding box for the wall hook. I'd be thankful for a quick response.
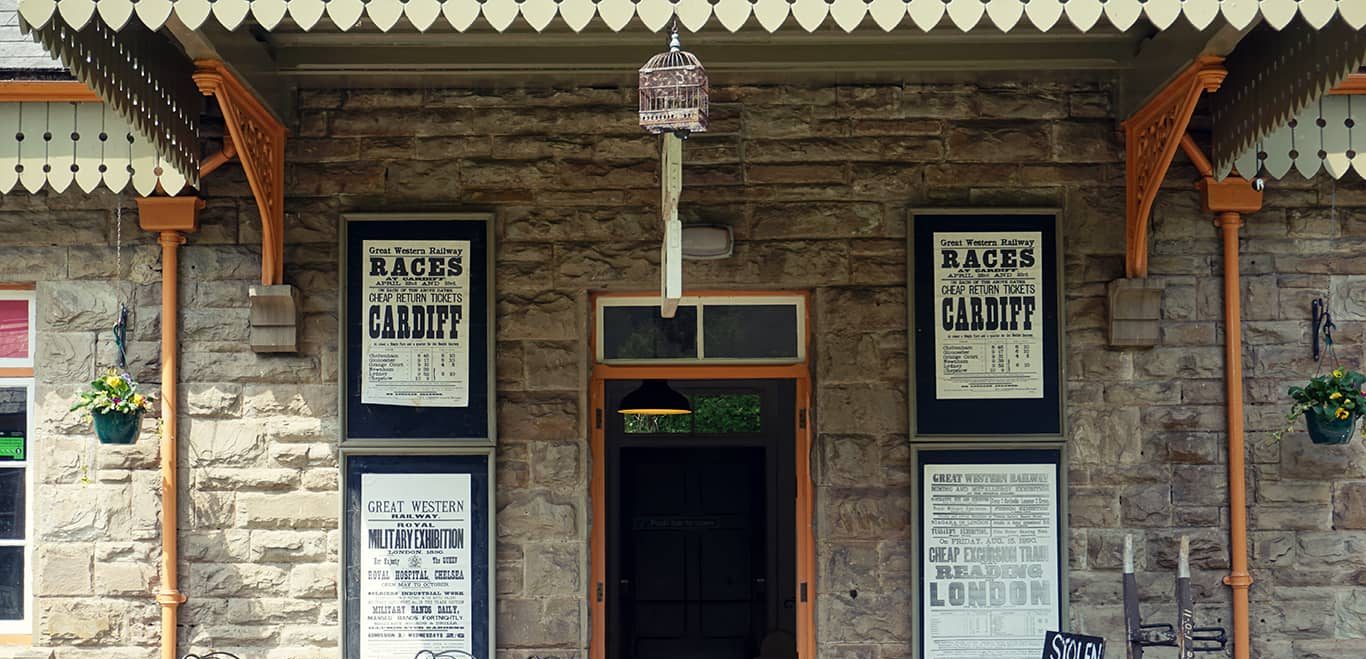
[1313,298,1335,362]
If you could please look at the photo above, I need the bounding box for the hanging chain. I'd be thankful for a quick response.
[115,202,122,278]
[1312,182,1342,372]
[112,202,128,370]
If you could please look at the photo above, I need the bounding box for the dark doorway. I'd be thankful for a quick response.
[606,380,797,659]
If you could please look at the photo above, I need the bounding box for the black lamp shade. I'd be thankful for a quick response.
[617,379,692,415]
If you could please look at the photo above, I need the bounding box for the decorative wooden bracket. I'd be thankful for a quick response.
[192,60,286,286]
[1122,55,1227,279]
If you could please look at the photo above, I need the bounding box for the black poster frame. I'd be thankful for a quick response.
[913,446,1066,659]
[341,213,495,443]
[342,451,495,659]
[909,209,1064,439]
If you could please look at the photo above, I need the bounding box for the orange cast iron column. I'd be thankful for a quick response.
[137,196,202,659]
[1217,211,1253,659]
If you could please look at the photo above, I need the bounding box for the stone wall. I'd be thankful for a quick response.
[1,78,1364,659]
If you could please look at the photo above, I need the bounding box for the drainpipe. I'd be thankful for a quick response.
[1184,136,1261,659]
[136,196,202,659]
[1216,211,1253,659]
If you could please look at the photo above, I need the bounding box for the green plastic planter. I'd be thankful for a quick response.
[1304,410,1356,445]
[92,409,143,445]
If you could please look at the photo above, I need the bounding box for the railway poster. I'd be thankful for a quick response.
[360,473,474,658]
[361,240,471,407]
[921,461,1061,659]
[932,230,1044,400]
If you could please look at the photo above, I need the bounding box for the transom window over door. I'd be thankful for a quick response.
[596,294,807,364]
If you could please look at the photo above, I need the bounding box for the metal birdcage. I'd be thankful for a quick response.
[638,28,709,135]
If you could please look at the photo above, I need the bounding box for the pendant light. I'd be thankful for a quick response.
[617,380,692,415]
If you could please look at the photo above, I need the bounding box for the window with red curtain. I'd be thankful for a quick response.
[0,301,27,361]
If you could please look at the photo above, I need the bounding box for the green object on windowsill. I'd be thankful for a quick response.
[91,409,143,445]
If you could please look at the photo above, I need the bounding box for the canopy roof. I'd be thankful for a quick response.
[0,101,190,194]
[16,0,1366,34]
[1233,93,1366,181]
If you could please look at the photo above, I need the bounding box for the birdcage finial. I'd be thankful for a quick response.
[669,21,681,52]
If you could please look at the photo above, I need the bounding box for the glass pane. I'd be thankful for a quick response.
[624,394,762,434]
[0,388,23,463]
[603,306,698,360]
[0,300,28,360]
[703,305,798,359]
[0,546,23,620]
[624,414,692,434]
[0,470,23,540]
[693,394,762,433]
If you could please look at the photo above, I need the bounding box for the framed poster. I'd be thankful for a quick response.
[343,451,494,659]
[913,447,1065,659]
[342,213,494,442]
[910,210,1063,438]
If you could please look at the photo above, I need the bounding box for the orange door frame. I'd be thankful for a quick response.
[588,291,816,659]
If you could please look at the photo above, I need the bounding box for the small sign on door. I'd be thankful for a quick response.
[1042,630,1105,659]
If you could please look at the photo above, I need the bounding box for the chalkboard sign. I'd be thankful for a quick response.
[1042,631,1105,659]
[342,214,494,442]
[910,210,1063,438]
[344,452,494,659]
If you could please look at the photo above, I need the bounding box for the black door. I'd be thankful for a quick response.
[621,447,764,659]
[607,380,797,659]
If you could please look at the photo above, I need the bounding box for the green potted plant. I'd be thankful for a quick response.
[1277,368,1366,445]
[71,369,154,445]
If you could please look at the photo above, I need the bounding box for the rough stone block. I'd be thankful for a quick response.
[522,341,579,391]
[1334,481,1366,529]
[1251,504,1333,531]
[496,598,581,648]
[1068,488,1119,527]
[186,384,244,417]
[818,435,881,487]
[1069,407,1142,464]
[498,492,576,540]
[816,384,905,436]
[36,543,93,596]
[523,543,579,598]
[93,562,154,596]
[822,489,909,539]
[237,492,337,529]
[288,564,338,599]
[529,441,581,491]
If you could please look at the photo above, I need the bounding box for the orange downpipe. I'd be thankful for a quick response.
[1217,212,1253,659]
[138,195,199,659]
[156,230,188,659]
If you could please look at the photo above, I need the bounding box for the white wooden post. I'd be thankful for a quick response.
[660,132,683,318]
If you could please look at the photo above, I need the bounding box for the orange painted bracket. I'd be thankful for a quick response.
[192,60,286,286]
[1122,56,1227,279]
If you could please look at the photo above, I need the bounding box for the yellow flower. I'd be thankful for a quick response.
[131,394,145,408]
[1334,368,1346,379]
[1336,407,1351,420]
[1331,392,1343,400]
[103,375,122,389]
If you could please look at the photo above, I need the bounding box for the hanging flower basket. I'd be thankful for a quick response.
[1303,410,1357,445]
[71,368,154,445]
[1275,368,1366,446]
[91,409,143,445]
